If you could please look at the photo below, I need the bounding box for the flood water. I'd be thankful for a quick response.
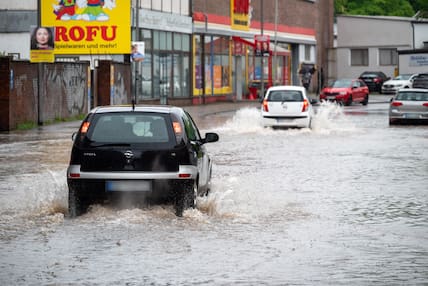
[0,101,427,285]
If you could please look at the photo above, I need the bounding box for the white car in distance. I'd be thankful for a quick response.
[261,85,315,129]
[381,74,418,94]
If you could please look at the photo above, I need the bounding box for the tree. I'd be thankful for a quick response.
[335,0,416,17]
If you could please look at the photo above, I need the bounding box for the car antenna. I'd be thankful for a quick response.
[132,99,135,111]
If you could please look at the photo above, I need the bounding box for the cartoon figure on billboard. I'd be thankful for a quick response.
[53,0,77,20]
[76,0,116,21]
[52,0,116,21]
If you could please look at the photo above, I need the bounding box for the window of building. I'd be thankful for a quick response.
[350,49,368,66]
[304,45,311,61]
[379,48,397,66]
[138,0,189,15]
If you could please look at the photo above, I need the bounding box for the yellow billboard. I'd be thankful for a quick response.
[41,0,130,55]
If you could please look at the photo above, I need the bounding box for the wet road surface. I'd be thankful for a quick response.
[0,97,427,285]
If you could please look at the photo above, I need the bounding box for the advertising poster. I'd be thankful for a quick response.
[41,0,131,55]
[231,0,250,31]
[30,26,55,63]
[131,42,145,62]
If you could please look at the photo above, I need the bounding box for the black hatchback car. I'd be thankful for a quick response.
[67,105,219,217]
[359,71,389,93]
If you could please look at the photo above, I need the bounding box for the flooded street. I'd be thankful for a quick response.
[0,100,427,285]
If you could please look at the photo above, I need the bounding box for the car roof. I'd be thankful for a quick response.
[89,105,184,115]
[267,85,306,92]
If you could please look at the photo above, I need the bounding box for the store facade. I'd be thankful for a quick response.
[132,5,193,105]
[191,0,318,103]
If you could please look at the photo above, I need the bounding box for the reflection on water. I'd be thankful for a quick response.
[0,103,427,285]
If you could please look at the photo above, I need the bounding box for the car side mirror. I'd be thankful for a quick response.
[72,132,77,141]
[203,132,219,143]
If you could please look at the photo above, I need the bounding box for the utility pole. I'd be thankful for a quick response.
[37,0,43,125]
[260,0,264,100]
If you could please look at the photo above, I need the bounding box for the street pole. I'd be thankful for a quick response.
[37,0,43,125]
[260,0,264,100]
[133,0,139,105]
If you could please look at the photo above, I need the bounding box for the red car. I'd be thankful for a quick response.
[320,79,369,106]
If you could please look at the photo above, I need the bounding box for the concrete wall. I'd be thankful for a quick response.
[336,15,418,80]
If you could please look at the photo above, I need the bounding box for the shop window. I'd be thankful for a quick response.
[351,49,368,66]
[379,48,397,66]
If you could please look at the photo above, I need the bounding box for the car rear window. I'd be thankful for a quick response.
[396,92,428,101]
[268,90,303,102]
[88,113,172,144]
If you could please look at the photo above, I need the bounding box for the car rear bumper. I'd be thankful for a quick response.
[389,111,428,124]
[262,115,311,128]
[67,164,198,180]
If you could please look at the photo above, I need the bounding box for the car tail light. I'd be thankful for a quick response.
[171,113,185,144]
[262,99,269,112]
[178,173,191,178]
[391,101,403,107]
[69,173,80,178]
[173,121,182,134]
[302,99,309,112]
[80,121,90,133]
[374,77,380,83]
[423,103,428,107]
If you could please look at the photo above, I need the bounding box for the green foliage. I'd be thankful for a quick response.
[335,0,418,17]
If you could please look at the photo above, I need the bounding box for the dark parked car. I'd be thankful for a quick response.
[411,73,428,89]
[389,88,428,125]
[319,78,369,106]
[359,71,389,93]
[67,105,219,217]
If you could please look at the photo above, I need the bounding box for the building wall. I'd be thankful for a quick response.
[336,15,427,80]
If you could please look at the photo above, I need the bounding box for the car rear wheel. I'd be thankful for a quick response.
[68,187,90,217]
[345,95,353,106]
[174,180,197,217]
[362,95,369,105]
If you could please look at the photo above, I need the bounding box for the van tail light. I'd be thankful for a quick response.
[80,121,90,133]
[262,99,269,112]
[423,103,428,107]
[391,101,403,107]
[302,99,309,112]
[374,77,380,83]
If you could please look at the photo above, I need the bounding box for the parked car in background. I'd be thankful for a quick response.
[381,73,417,94]
[319,78,369,106]
[359,71,389,93]
[261,85,315,128]
[412,73,428,89]
[389,88,428,125]
[67,105,219,217]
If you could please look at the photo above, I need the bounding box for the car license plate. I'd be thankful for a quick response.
[404,113,419,119]
[106,180,152,192]
[327,96,336,100]
[277,118,292,123]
